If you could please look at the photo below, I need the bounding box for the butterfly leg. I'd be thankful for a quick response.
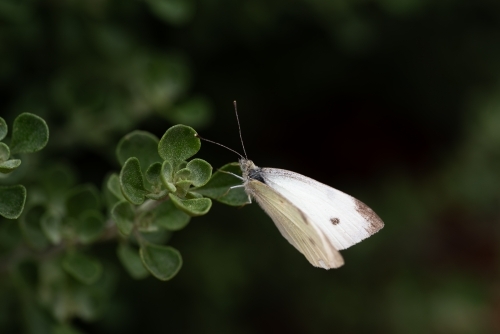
[217,184,252,204]
[217,170,244,181]
[227,185,252,204]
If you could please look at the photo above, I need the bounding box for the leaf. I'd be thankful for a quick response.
[158,125,200,166]
[169,193,211,216]
[146,0,195,26]
[116,130,161,172]
[174,168,191,181]
[140,244,182,281]
[120,157,147,205]
[0,142,9,161]
[194,162,249,206]
[65,185,101,219]
[174,180,191,197]
[62,252,102,285]
[140,229,171,245]
[153,200,190,231]
[117,243,149,279]
[145,162,162,186]
[111,201,135,236]
[186,158,212,187]
[0,185,26,219]
[10,113,49,154]
[0,159,21,174]
[21,205,50,250]
[106,173,125,201]
[75,211,106,244]
[160,160,176,192]
[40,211,62,244]
[0,116,7,141]
[186,191,203,199]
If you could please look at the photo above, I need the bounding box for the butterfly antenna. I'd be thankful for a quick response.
[194,133,245,160]
[233,100,248,159]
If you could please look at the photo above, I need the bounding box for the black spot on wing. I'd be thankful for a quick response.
[330,218,340,225]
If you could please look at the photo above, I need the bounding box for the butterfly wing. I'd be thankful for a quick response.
[259,168,384,251]
[247,179,344,269]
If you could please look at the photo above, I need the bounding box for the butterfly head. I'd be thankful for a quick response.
[240,159,265,184]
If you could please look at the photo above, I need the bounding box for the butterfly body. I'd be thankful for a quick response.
[239,158,384,269]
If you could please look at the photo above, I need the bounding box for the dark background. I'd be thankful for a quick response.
[2,0,500,333]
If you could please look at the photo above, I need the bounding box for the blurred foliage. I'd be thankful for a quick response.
[2,0,500,333]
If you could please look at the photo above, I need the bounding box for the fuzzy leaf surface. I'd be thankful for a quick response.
[10,113,49,154]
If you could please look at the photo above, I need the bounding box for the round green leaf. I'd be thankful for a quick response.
[140,244,182,281]
[40,211,62,244]
[62,252,102,285]
[153,200,190,231]
[186,158,212,187]
[0,116,7,141]
[0,142,9,162]
[116,130,161,172]
[65,185,101,219]
[169,193,211,217]
[120,157,147,205]
[174,180,191,197]
[186,191,203,199]
[75,211,106,244]
[158,125,200,165]
[117,243,149,280]
[103,174,120,211]
[10,113,49,154]
[0,185,26,219]
[160,160,176,192]
[140,229,172,245]
[145,162,162,186]
[0,159,21,174]
[106,173,125,201]
[174,168,191,181]
[194,162,249,206]
[112,201,135,236]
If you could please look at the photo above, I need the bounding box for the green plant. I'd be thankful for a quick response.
[0,121,250,330]
[0,113,49,219]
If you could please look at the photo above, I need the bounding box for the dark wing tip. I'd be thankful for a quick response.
[354,199,384,235]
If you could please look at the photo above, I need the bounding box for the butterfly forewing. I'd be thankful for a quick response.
[247,179,344,269]
[259,168,384,251]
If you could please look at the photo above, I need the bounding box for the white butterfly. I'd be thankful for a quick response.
[238,159,383,269]
[197,102,384,269]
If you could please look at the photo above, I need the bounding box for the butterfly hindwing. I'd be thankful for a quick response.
[247,179,344,269]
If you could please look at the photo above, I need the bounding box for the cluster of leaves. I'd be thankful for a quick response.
[109,125,248,280]
[0,113,49,219]
[0,122,251,329]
